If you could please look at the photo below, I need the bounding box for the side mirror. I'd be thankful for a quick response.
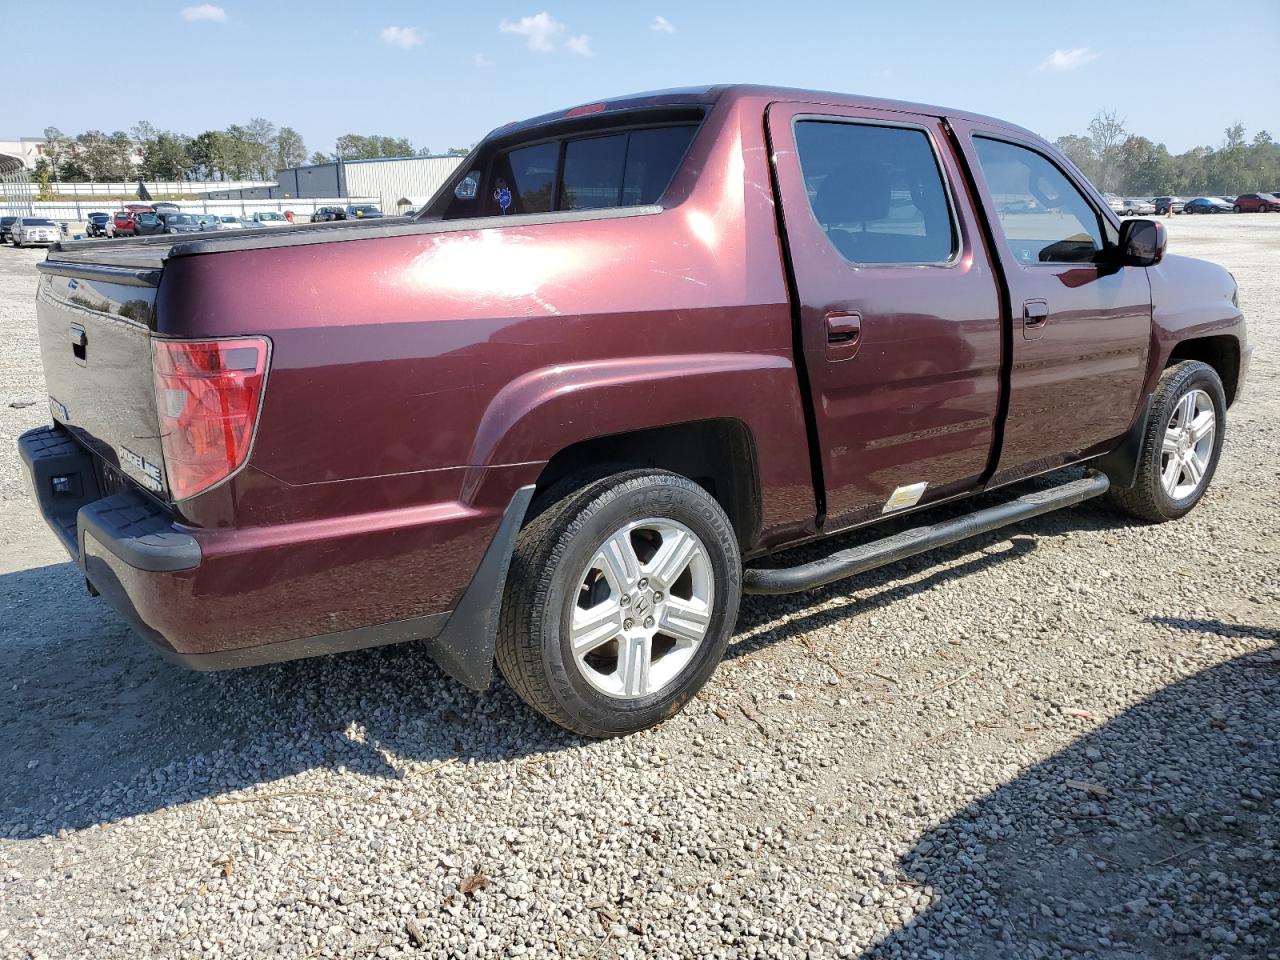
[1118,218,1165,267]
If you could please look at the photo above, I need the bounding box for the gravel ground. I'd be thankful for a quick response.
[0,217,1276,960]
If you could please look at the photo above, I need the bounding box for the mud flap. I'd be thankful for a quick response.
[1093,395,1152,490]
[425,485,535,690]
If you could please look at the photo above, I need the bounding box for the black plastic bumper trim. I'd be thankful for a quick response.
[743,471,1110,595]
[79,493,201,572]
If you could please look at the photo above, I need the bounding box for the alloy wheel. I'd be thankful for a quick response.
[569,518,714,700]
[1161,389,1215,500]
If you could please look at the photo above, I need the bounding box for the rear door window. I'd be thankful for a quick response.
[793,120,957,265]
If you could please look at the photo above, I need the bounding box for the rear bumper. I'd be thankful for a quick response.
[18,426,529,684]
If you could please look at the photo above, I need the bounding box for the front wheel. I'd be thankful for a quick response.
[1234,205,1242,213]
[497,470,741,737]
[1104,360,1226,523]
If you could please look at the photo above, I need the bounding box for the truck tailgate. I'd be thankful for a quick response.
[35,261,168,497]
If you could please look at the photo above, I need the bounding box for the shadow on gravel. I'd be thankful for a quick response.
[0,561,583,840]
[861,632,1280,960]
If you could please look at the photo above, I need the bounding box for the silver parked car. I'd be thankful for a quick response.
[213,215,246,230]
[1120,198,1156,216]
[8,217,61,247]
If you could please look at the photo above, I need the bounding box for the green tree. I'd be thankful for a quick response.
[334,134,416,160]
[140,132,192,180]
[274,126,307,170]
[1054,134,1097,183]
[1087,110,1127,193]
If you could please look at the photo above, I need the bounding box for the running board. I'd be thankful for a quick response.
[742,471,1110,595]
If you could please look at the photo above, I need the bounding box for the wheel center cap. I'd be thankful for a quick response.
[632,589,654,618]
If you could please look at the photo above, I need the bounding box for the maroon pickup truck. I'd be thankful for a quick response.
[20,86,1249,736]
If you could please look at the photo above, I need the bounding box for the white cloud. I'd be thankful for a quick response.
[651,15,674,34]
[498,11,592,55]
[500,12,564,52]
[381,26,424,49]
[181,4,226,23]
[474,52,494,67]
[1037,47,1100,72]
[566,34,593,57]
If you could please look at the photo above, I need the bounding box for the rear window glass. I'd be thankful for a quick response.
[486,124,697,216]
[503,142,558,214]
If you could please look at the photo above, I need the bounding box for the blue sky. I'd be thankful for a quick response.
[5,1,1276,156]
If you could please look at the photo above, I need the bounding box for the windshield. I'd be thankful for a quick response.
[25,219,55,226]
[136,214,158,223]
[169,214,196,224]
[347,205,380,215]
[219,216,238,222]
[257,212,284,221]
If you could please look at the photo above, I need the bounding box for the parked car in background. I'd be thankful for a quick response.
[21,85,1251,737]
[314,204,385,221]
[1105,194,1126,215]
[124,203,154,215]
[161,213,205,235]
[1152,197,1185,215]
[8,217,60,247]
[1122,198,1156,216]
[84,212,112,237]
[132,212,164,236]
[1184,196,1233,214]
[0,216,18,243]
[111,211,137,236]
[193,214,218,230]
[1232,192,1280,213]
[152,201,181,216]
[213,215,245,230]
[250,211,290,227]
[342,203,383,219]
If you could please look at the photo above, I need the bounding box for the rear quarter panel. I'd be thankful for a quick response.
[156,95,814,552]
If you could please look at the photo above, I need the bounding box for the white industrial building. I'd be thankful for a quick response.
[269,154,466,213]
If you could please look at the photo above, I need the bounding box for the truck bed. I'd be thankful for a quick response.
[45,206,661,272]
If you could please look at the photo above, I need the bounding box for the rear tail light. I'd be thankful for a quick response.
[151,337,270,500]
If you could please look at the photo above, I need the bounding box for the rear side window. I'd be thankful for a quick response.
[503,142,558,213]
[488,124,697,216]
[794,120,956,265]
[973,137,1103,265]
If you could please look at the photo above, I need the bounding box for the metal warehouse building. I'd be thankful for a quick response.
[273,154,466,213]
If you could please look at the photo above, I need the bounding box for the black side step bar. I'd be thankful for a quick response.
[743,471,1110,596]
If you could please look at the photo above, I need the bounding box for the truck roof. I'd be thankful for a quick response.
[495,84,1037,142]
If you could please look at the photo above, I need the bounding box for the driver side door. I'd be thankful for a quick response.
[951,122,1152,486]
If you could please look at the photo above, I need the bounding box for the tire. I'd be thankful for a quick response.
[1234,205,1242,213]
[497,470,742,737]
[1104,360,1226,523]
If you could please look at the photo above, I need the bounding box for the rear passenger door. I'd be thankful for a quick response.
[767,102,1003,529]
[951,123,1151,486]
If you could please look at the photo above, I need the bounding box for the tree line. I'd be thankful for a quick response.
[1055,112,1280,197]
[35,121,471,184]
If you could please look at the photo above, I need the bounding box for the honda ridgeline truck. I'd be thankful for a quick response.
[20,86,1249,736]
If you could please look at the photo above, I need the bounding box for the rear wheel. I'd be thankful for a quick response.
[1104,361,1226,523]
[497,470,741,737]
